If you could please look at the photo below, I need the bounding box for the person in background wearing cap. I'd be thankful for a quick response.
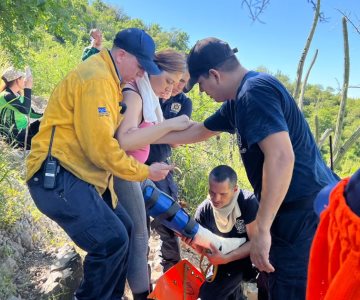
[114,49,190,300]
[0,66,42,149]
[307,167,360,300]
[156,37,339,300]
[144,69,193,275]
[26,28,175,300]
[81,28,103,61]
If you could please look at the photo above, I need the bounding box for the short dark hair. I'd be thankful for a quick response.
[201,56,240,79]
[209,165,238,188]
[215,55,240,72]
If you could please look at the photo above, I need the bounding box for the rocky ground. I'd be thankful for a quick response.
[13,244,82,300]
[11,228,257,300]
[11,227,197,300]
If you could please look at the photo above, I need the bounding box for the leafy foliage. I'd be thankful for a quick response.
[0,0,89,65]
[0,142,27,228]
[1,0,189,97]
[0,0,358,213]
[28,33,84,96]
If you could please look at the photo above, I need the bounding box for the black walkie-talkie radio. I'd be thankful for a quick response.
[43,126,60,189]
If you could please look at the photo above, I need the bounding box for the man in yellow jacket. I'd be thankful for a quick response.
[26,28,176,300]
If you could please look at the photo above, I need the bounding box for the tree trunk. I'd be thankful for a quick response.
[298,49,318,111]
[318,128,333,149]
[333,17,350,156]
[315,114,320,144]
[333,127,360,168]
[293,0,321,100]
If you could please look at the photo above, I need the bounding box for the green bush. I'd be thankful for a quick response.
[173,135,252,214]
[0,142,27,229]
[28,34,84,98]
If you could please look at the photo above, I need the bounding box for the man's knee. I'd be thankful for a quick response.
[72,220,129,256]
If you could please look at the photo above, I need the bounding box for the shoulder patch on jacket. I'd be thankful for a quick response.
[98,106,109,117]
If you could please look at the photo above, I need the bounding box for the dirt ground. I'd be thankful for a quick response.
[14,227,257,299]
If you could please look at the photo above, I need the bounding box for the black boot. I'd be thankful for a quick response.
[132,291,149,300]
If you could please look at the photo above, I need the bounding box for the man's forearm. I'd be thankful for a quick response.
[225,241,251,263]
[118,122,172,151]
[155,122,217,145]
[256,151,294,232]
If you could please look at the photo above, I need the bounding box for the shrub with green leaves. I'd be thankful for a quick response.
[27,33,84,98]
[0,141,27,229]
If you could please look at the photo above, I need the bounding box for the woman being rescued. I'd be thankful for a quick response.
[114,49,188,300]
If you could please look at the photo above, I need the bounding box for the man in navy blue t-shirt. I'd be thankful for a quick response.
[146,71,193,272]
[157,37,339,300]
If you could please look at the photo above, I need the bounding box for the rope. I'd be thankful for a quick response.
[199,250,218,283]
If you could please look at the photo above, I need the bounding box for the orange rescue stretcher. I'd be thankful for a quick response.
[148,259,205,300]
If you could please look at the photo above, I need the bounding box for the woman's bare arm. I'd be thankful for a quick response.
[116,90,190,151]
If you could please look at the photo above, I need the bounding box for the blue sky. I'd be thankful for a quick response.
[106,0,359,98]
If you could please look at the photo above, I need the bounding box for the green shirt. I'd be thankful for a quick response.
[0,88,41,133]
[81,46,100,61]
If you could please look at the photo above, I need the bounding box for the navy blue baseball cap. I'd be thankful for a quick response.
[113,28,161,75]
[314,169,360,216]
[345,168,360,215]
[314,168,360,217]
[184,37,238,92]
[314,183,337,216]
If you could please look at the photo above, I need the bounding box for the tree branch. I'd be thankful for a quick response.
[241,0,270,23]
[293,0,321,100]
[333,127,360,168]
[298,49,319,111]
[333,17,350,155]
[336,9,360,35]
[318,128,333,149]
[308,0,327,22]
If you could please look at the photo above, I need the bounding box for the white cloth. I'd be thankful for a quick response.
[212,190,241,233]
[194,225,246,254]
[135,73,163,123]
